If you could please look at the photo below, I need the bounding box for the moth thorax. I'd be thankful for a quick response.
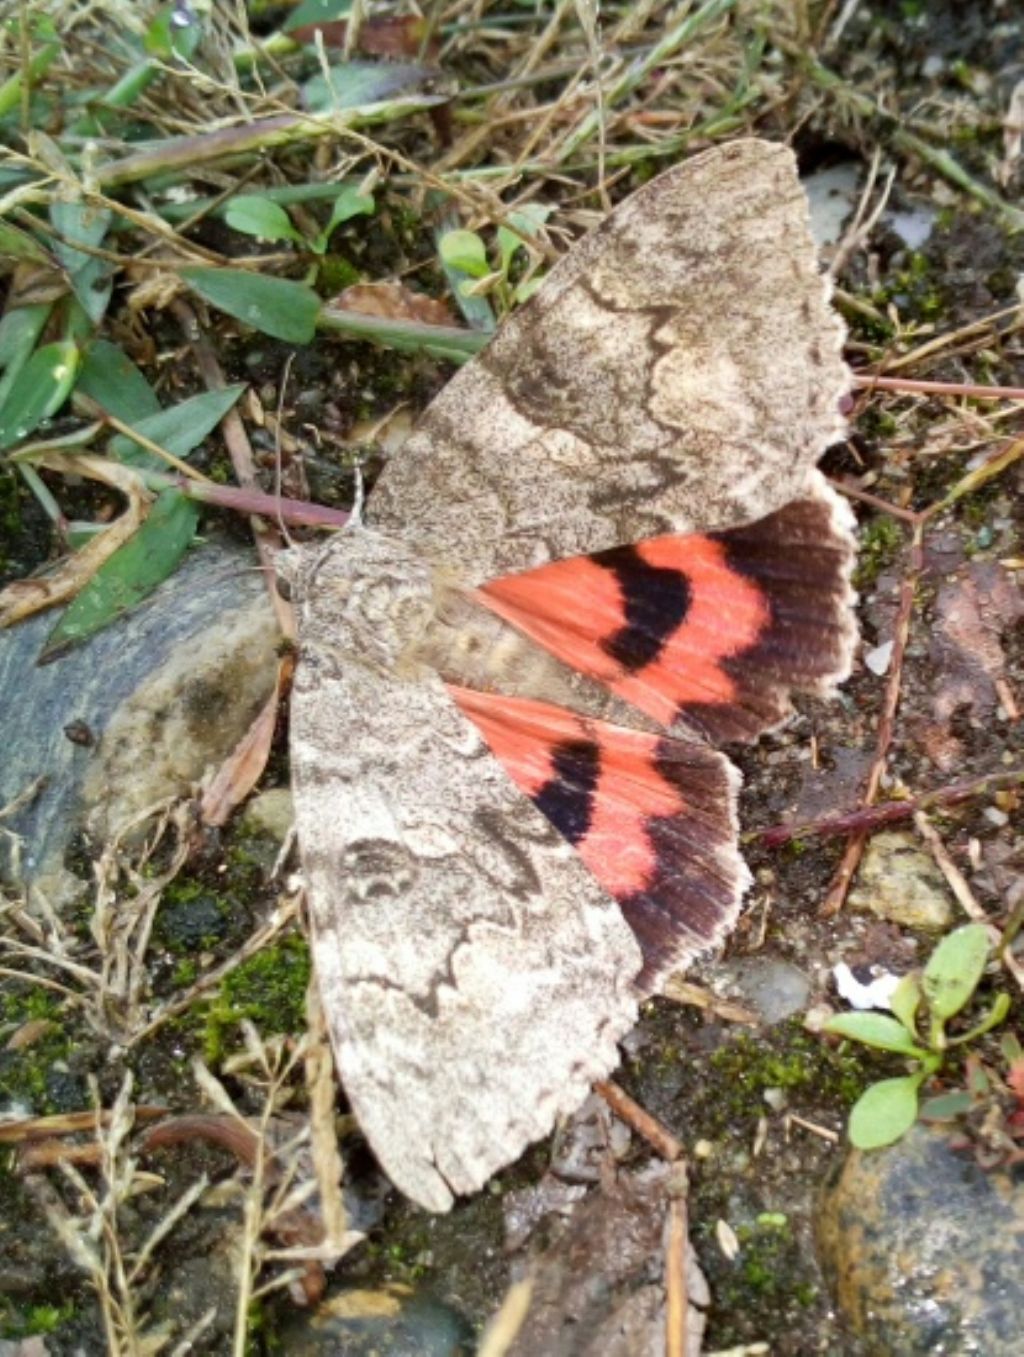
[309,530,444,672]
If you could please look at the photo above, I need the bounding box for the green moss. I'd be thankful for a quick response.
[172,957,199,987]
[853,514,903,588]
[0,1299,76,1339]
[706,1023,868,1130]
[871,249,946,324]
[701,1211,817,1337]
[156,879,232,953]
[201,933,311,1063]
[0,987,74,1113]
[319,254,361,293]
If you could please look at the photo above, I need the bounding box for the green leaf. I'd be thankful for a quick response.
[0,340,79,450]
[438,229,490,279]
[0,219,52,265]
[287,0,352,30]
[0,304,51,412]
[224,196,304,246]
[823,1011,929,1058]
[848,1076,922,1149]
[109,385,246,471]
[949,991,1012,1046]
[513,275,546,304]
[312,184,375,253]
[181,268,320,344]
[497,203,552,275]
[77,341,161,424]
[303,60,433,112]
[40,488,198,660]
[919,1090,972,1121]
[922,923,991,1022]
[0,305,50,372]
[436,222,495,333]
[144,3,203,59]
[51,201,114,326]
[889,973,922,1035]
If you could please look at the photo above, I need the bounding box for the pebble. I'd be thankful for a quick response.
[277,1284,474,1356]
[816,1123,1024,1354]
[848,831,954,930]
[718,958,812,1024]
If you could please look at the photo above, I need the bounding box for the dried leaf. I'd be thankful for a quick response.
[200,656,291,827]
[334,280,456,327]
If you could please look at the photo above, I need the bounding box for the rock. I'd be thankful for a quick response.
[848,832,954,930]
[498,1164,708,1357]
[816,1123,1024,1354]
[548,1090,632,1182]
[278,1284,474,1356]
[0,542,280,898]
[241,786,295,842]
[718,958,812,1024]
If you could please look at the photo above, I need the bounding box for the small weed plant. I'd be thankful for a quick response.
[825,923,1011,1149]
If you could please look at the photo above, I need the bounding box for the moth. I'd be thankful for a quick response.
[283,139,856,1213]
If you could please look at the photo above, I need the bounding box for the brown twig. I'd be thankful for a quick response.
[595,1080,682,1162]
[821,518,923,917]
[665,1182,690,1357]
[854,374,1024,402]
[757,767,1024,849]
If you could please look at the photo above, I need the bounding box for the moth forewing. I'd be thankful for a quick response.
[287,532,642,1212]
[365,139,849,583]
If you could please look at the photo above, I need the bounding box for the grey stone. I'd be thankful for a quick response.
[0,542,279,900]
[816,1123,1024,1354]
[719,957,812,1024]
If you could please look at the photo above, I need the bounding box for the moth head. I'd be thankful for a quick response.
[289,529,441,673]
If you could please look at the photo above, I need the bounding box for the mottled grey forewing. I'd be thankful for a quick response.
[367,139,848,583]
[287,534,642,1212]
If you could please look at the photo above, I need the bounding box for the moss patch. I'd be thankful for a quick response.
[200,933,311,1063]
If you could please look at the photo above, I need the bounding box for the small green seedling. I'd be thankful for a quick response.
[825,923,1010,1149]
[224,183,375,257]
[438,201,552,317]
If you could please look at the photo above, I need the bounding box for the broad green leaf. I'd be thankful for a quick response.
[0,305,50,371]
[497,203,552,275]
[225,196,304,245]
[144,3,203,59]
[51,201,113,325]
[319,304,487,362]
[513,276,545,304]
[919,1090,972,1121]
[0,219,51,265]
[922,923,990,1022]
[848,1076,921,1149]
[77,340,161,424]
[889,973,922,1035]
[40,488,198,660]
[181,267,320,344]
[313,185,375,253]
[287,0,351,29]
[303,60,433,112]
[0,340,79,450]
[436,221,495,333]
[109,385,246,471]
[823,1011,929,1058]
[439,229,489,279]
[0,304,51,412]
